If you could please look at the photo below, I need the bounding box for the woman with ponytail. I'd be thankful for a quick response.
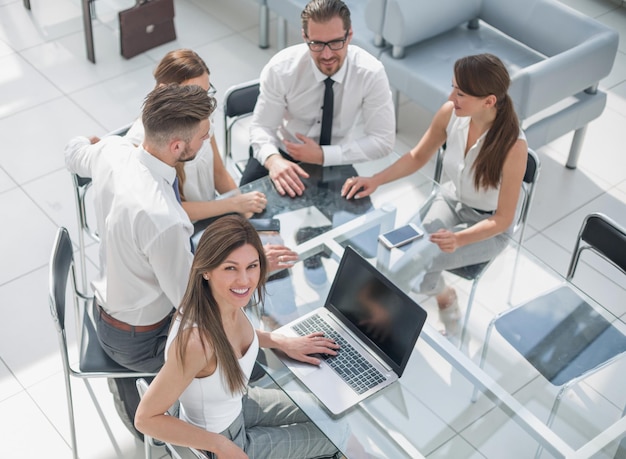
[135,215,341,458]
[341,54,527,337]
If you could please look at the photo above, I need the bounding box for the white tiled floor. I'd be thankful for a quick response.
[1,0,625,457]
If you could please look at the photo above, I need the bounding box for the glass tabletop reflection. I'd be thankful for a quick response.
[211,161,626,458]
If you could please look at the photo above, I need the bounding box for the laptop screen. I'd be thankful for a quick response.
[325,246,428,376]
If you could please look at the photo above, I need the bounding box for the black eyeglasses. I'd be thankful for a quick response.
[305,31,349,52]
[207,83,217,97]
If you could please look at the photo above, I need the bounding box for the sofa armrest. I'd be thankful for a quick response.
[485,0,618,118]
[380,0,481,52]
[511,33,617,118]
[364,0,388,47]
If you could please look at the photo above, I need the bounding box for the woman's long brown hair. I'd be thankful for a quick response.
[173,215,268,394]
[454,54,520,190]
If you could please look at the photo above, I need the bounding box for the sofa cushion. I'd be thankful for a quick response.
[382,0,481,48]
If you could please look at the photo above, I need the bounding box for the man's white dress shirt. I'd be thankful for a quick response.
[65,135,194,325]
[125,118,217,203]
[251,43,396,167]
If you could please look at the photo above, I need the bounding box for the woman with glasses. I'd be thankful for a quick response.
[126,49,298,271]
[342,54,527,337]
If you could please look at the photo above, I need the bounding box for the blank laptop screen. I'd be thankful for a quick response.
[325,247,427,375]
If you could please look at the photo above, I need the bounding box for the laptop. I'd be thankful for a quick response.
[275,246,427,415]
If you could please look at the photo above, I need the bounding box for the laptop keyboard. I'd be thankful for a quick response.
[292,314,386,395]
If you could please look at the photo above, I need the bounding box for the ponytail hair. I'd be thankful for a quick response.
[454,54,520,189]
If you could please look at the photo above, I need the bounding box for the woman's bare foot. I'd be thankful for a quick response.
[437,286,461,337]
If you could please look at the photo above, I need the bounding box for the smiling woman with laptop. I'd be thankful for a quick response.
[134,215,341,459]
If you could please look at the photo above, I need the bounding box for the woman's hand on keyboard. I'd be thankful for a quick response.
[280,332,339,365]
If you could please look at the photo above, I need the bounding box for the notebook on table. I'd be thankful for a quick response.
[275,246,427,415]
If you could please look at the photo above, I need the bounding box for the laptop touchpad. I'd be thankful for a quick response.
[287,359,321,377]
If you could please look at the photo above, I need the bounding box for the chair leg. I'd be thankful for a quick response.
[507,245,523,307]
[472,319,496,402]
[84,380,124,453]
[565,85,597,170]
[277,17,287,50]
[392,88,400,127]
[534,384,570,459]
[258,3,269,49]
[23,0,31,9]
[63,372,79,459]
[144,434,153,459]
[167,444,185,459]
[566,124,587,169]
[81,0,95,63]
[459,279,479,349]
[615,403,626,458]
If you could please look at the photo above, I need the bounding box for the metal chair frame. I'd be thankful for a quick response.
[72,173,98,292]
[475,212,626,458]
[222,79,260,178]
[49,227,155,459]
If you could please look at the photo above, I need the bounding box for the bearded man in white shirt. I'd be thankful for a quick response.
[242,0,395,198]
[65,84,214,438]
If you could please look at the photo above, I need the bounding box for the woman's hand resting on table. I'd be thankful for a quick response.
[263,244,298,272]
[230,191,267,217]
[341,175,378,200]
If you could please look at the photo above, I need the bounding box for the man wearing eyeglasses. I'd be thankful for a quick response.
[243,0,395,198]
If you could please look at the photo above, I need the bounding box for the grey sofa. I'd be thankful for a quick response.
[369,0,619,168]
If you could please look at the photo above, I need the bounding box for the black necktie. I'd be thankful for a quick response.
[319,77,334,146]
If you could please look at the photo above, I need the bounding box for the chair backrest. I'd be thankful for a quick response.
[514,148,540,240]
[49,226,96,377]
[72,173,98,291]
[49,227,75,334]
[433,147,541,241]
[49,229,154,378]
[73,174,98,242]
[567,212,626,280]
[223,79,260,172]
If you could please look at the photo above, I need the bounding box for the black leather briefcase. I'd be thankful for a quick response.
[119,0,176,59]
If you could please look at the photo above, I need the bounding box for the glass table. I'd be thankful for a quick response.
[201,160,626,458]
